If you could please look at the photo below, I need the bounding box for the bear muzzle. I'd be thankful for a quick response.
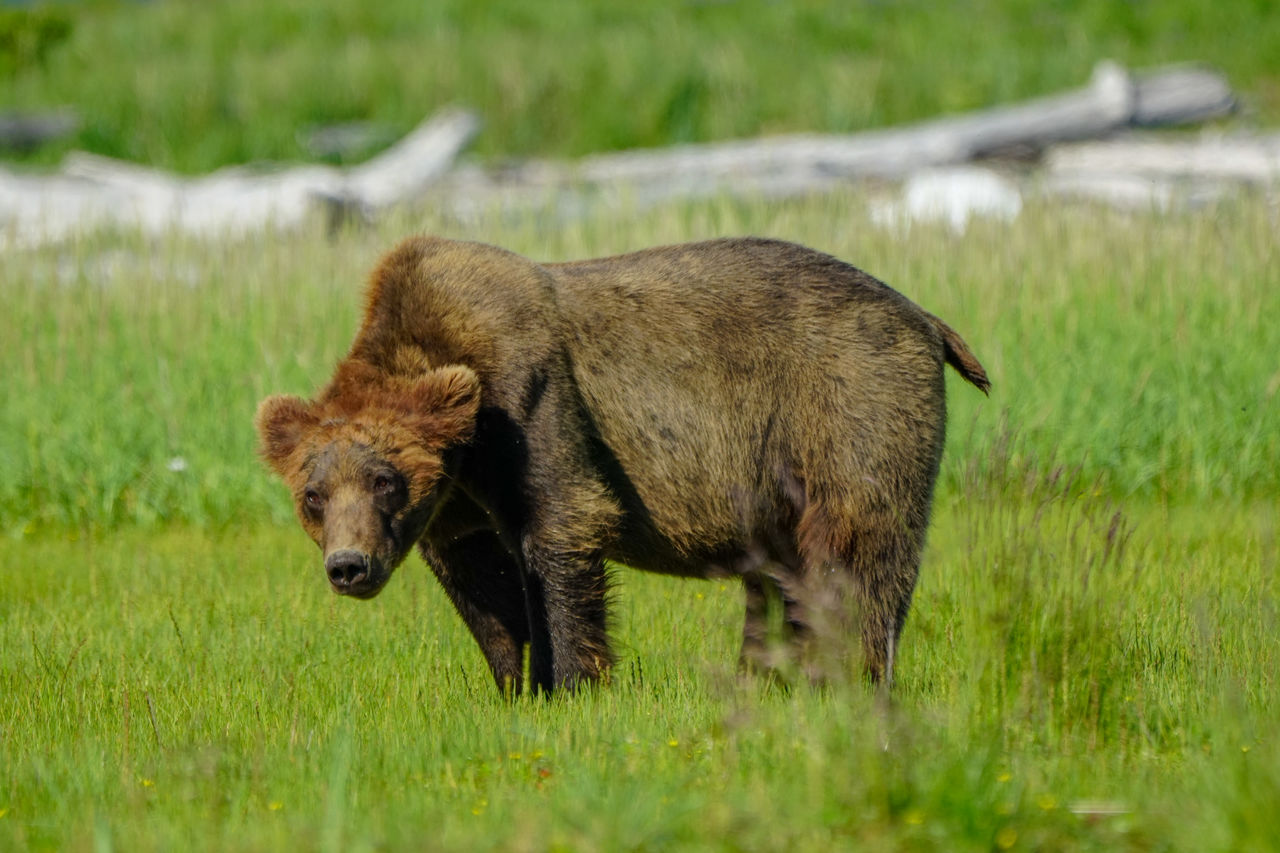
[324,549,387,598]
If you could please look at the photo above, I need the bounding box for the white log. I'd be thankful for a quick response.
[432,61,1236,219]
[0,64,1244,246]
[568,61,1140,187]
[59,152,344,235]
[0,171,136,246]
[337,108,482,210]
[1,109,478,246]
[1130,65,1237,126]
[1047,134,1280,183]
[534,61,1234,187]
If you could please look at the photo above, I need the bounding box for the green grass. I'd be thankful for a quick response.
[3,0,1279,173]
[3,501,1276,850]
[2,191,1278,849]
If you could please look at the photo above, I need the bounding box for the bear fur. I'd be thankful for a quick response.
[255,236,989,693]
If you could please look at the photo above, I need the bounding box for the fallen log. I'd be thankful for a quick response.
[339,108,480,210]
[1037,132,1279,211]
[0,108,479,246]
[1130,65,1239,126]
[1047,133,1280,183]
[0,63,1243,246]
[0,171,137,247]
[433,61,1236,218]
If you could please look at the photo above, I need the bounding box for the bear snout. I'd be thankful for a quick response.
[325,549,374,595]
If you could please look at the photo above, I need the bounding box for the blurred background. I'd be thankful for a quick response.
[2,0,1276,172]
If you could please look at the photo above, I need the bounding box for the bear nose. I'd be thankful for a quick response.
[325,549,370,591]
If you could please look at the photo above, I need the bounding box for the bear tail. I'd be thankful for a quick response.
[929,314,990,395]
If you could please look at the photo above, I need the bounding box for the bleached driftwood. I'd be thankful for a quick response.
[59,153,344,234]
[0,108,479,247]
[1038,133,1280,211]
[436,61,1236,219]
[0,63,1246,246]
[1128,65,1240,126]
[1047,134,1280,183]
[317,108,482,216]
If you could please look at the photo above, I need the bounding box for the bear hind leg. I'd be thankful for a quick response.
[797,501,923,688]
[739,571,808,672]
[849,528,921,688]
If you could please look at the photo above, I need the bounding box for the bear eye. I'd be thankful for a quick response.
[372,474,395,494]
[304,488,325,511]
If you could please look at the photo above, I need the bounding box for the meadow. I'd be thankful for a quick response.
[1,189,1277,850]
[3,0,1279,173]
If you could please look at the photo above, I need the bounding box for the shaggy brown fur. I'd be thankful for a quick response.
[255,236,989,694]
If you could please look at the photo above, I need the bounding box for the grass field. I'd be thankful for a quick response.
[3,0,1279,173]
[2,190,1277,850]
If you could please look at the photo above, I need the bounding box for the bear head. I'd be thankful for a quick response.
[255,357,481,599]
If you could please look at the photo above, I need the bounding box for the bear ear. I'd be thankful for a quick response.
[406,365,482,447]
[325,358,383,402]
[255,395,319,475]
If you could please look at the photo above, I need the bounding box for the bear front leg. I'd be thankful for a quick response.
[499,389,622,693]
[521,540,614,692]
[419,532,530,696]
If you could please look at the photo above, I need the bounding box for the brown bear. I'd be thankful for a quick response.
[255,236,989,694]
